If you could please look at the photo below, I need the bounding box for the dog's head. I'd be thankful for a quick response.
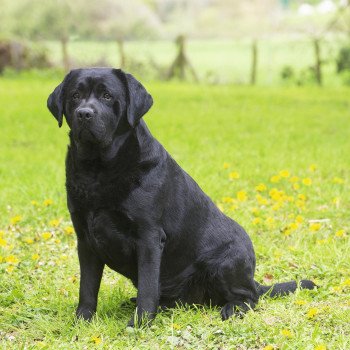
[47,68,153,147]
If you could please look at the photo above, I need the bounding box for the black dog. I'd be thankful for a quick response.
[47,68,315,326]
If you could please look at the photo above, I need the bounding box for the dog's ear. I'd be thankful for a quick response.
[47,72,71,127]
[114,69,153,127]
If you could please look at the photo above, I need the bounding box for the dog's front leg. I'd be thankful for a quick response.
[128,230,164,327]
[76,238,104,321]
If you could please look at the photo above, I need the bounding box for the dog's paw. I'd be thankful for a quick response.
[220,302,250,320]
[76,306,95,321]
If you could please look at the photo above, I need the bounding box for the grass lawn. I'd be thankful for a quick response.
[0,76,349,349]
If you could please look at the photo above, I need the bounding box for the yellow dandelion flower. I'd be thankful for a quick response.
[316,239,328,245]
[270,175,280,183]
[314,345,326,350]
[42,232,51,240]
[296,215,304,223]
[0,231,4,238]
[292,183,300,191]
[10,215,22,225]
[43,199,53,206]
[342,278,350,287]
[91,336,102,345]
[263,346,274,350]
[279,170,290,178]
[298,194,306,201]
[310,223,321,232]
[296,200,306,209]
[255,183,267,192]
[229,171,240,180]
[302,178,312,186]
[172,323,181,330]
[281,329,293,338]
[335,229,346,237]
[24,238,34,244]
[31,200,39,206]
[0,256,3,263]
[6,265,15,273]
[5,255,19,264]
[256,194,268,205]
[265,217,275,227]
[295,299,307,305]
[272,203,281,211]
[0,238,7,247]
[55,239,61,244]
[223,162,230,169]
[332,177,344,184]
[32,254,40,260]
[252,217,262,225]
[289,222,299,231]
[309,164,317,172]
[283,229,291,236]
[307,307,319,318]
[236,191,247,202]
[49,219,60,227]
[222,196,235,204]
[289,176,299,183]
[64,226,74,235]
[230,204,238,211]
[251,207,260,216]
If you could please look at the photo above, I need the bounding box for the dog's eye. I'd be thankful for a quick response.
[72,92,80,100]
[103,92,112,100]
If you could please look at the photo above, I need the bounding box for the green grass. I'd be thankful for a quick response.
[0,77,349,349]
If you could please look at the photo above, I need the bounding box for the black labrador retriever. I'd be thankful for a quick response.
[47,68,315,327]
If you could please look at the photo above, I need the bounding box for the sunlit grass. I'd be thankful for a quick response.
[0,77,349,349]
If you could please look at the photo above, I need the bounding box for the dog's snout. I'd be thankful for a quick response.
[77,108,94,121]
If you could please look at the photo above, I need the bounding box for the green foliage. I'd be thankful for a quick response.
[336,45,350,73]
[0,78,349,349]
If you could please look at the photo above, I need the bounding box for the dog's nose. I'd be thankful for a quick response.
[77,108,94,121]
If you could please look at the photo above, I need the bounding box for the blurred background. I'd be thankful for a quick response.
[0,0,350,86]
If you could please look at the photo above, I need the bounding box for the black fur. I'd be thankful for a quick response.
[47,68,316,326]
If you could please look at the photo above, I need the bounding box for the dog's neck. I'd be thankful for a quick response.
[69,121,152,164]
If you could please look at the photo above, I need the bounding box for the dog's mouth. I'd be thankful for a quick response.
[77,128,98,143]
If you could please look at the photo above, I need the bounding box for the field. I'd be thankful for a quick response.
[0,76,349,349]
[42,37,348,86]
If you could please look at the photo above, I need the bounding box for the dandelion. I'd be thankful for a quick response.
[252,217,262,225]
[0,238,7,247]
[265,217,275,227]
[295,299,307,305]
[309,164,317,172]
[270,175,280,183]
[230,204,238,211]
[49,219,60,227]
[335,229,346,238]
[10,215,22,225]
[32,254,40,260]
[222,196,235,204]
[332,177,344,184]
[263,345,274,350]
[272,203,281,211]
[292,183,300,191]
[43,199,53,206]
[298,194,306,201]
[64,226,74,235]
[5,255,19,264]
[6,265,15,273]
[91,336,102,345]
[255,183,267,192]
[172,323,181,330]
[307,307,319,318]
[281,329,293,338]
[314,345,326,350]
[289,176,299,183]
[289,222,299,231]
[42,232,51,240]
[341,279,350,287]
[295,215,304,223]
[302,178,312,186]
[279,170,290,178]
[309,223,321,232]
[31,200,39,206]
[251,207,260,216]
[229,171,239,180]
[236,191,247,202]
[24,238,34,244]
[223,162,230,169]
[256,194,268,205]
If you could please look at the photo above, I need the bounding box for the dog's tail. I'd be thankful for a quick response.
[255,279,316,298]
